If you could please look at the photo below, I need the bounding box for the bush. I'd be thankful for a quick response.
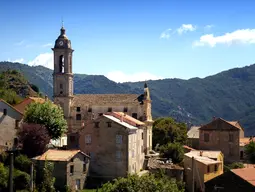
[14,154,32,173]
[14,169,30,190]
[0,163,8,190]
[159,142,184,164]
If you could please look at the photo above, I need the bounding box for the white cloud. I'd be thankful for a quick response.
[204,25,214,30]
[42,43,53,47]
[28,53,53,69]
[106,71,162,83]
[177,24,196,35]
[193,29,255,47]
[160,28,172,39]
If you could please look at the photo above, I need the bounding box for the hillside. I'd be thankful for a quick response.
[0,69,38,104]
[1,61,255,135]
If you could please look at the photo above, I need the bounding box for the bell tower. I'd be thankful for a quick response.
[52,25,74,118]
[143,82,153,154]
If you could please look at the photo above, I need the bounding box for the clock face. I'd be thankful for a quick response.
[59,41,64,46]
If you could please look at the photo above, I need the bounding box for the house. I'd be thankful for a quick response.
[33,149,90,191]
[239,137,255,160]
[184,150,224,192]
[205,168,255,192]
[14,96,46,114]
[187,126,200,149]
[0,99,23,150]
[199,118,244,162]
[78,112,146,180]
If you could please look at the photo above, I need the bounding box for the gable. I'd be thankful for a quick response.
[200,118,241,131]
[0,99,23,119]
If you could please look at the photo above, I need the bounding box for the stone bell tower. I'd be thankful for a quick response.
[143,82,153,154]
[52,25,74,118]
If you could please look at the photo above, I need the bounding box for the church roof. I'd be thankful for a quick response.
[73,94,141,105]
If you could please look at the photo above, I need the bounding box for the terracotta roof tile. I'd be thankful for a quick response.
[73,94,140,106]
[110,112,144,126]
[33,149,89,161]
[14,97,46,114]
[240,138,255,146]
[200,118,243,130]
[231,168,255,186]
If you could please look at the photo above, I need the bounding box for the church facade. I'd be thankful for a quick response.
[52,26,153,178]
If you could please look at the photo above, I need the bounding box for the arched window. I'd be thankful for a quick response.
[59,55,64,73]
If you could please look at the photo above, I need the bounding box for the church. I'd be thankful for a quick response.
[52,26,153,179]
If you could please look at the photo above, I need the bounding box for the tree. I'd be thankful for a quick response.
[23,101,67,139]
[152,117,187,148]
[0,163,8,191]
[18,123,51,158]
[244,141,255,163]
[100,173,185,192]
[159,142,184,164]
[37,161,55,192]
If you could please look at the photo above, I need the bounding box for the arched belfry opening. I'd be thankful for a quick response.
[59,55,65,73]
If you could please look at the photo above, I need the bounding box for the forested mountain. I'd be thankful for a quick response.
[1,61,255,136]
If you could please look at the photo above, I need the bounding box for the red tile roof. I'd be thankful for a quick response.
[240,138,255,146]
[14,97,46,114]
[231,168,255,186]
[109,112,144,126]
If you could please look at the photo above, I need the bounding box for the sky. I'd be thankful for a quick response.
[1,0,255,83]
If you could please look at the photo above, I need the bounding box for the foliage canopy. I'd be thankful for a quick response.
[23,101,67,139]
[244,141,255,163]
[100,173,185,192]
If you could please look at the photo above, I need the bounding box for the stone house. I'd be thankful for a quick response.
[184,150,224,192]
[0,99,23,149]
[33,149,90,191]
[199,118,244,162]
[205,168,255,192]
[79,112,145,179]
[187,126,200,149]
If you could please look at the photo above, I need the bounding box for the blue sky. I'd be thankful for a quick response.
[1,0,255,82]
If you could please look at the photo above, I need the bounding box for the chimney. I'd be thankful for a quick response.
[200,151,203,156]
[213,116,216,121]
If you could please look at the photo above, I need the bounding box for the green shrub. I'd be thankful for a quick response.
[14,154,32,173]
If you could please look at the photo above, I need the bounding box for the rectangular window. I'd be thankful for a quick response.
[60,83,63,89]
[15,120,19,129]
[123,107,128,112]
[116,151,121,161]
[94,122,99,128]
[88,107,92,112]
[204,133,209,142]
[116,135,123,144]
[108,107,112,112]
[107,122,112,127]
[141,146,143,153]
[85,135,91,144]
[76,107,81,112]
[98,113,103,116]
[76,114,81,120]
[70,165,74,174]
[214,164,218,172]
[83,164,86,172]
[70,136,75,143]
[142,132,144,140]
[3,109,7,115]
[132,113,137,119]
[229,134,234,142]
[207,165,210,173]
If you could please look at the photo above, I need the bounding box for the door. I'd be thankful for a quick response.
[75,179,81,190]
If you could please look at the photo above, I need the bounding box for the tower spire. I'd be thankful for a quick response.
[61,17,64,28]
